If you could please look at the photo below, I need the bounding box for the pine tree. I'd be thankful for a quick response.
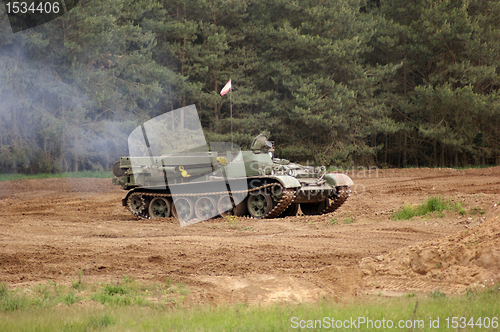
[368,0,500,166]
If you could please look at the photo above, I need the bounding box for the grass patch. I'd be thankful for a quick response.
[402,164,498,170]
[0,170,112,182]
[225,215,239,229]
[470,206,486,215]
[0,280,83,312]
[451,164,498,170]
[0,276,184,313]
[72,270,86,291]
[429,288,446,299]
[344,216,355,224]
[392,196,464,220]
[0,284,498,331]
[456,203,467,216]
[326,217,338,226]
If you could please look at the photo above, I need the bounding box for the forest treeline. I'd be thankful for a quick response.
[0,0,499,173]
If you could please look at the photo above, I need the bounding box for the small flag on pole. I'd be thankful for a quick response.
[220,79,232,96]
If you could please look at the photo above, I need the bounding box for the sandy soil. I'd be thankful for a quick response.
[0,167,499,305]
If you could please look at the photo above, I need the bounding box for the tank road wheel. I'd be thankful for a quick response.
[247,191,273,218]
[232,193,248,217]
[172,197,194,222]
[234,200,248,217]
[148,197,171,218]
[217,195,234,217]
[217,195,247,217]
[195,196,217,220]
[127,194,145,215]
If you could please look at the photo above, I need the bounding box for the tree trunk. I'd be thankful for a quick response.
[433,138,437,167]
[383,134,388,164]
[214,79,220,122]
[12,107,18,137]
[402,133,407,168]
[58,133,65,173]
[72,158,78,172]
[371,135,377,164]
[440,143,445,167]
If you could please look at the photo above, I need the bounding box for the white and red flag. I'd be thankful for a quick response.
[220,79,232,96]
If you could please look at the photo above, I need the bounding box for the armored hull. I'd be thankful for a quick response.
[113,137,353,223]
[112,106,352,224]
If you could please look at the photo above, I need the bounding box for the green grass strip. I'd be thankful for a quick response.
[391,196,466,220]
[0,285,499,331]
[0,170,112,182]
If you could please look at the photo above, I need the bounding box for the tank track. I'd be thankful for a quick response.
[125,182,295,220]
[320,186,350,215]
[265,188,297,218]
[125,185,348,221]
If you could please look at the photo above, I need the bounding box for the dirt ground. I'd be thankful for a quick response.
[0,167,499,305]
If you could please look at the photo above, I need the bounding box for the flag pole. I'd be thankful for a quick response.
[230,86,233,153]
[219,80,236,215]
[220,79,233,153]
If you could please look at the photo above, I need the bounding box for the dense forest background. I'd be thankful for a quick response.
[0,0,499,173]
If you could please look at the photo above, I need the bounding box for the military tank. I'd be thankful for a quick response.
[112,105,353,224]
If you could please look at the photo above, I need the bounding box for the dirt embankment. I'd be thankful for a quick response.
[0,167,499,304]
[360,213,500,295]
